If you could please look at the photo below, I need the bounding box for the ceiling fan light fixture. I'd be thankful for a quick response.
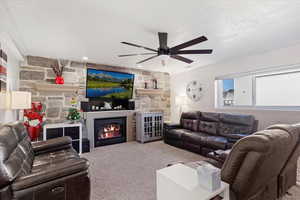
[120,32,213,65]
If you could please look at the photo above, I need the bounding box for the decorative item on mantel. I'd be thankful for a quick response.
[152,79,158,89]
[67,96,82,122]
[67,108,81,121]
[144,81,148,89]
[23,102,45,141]
[51,61,65,84]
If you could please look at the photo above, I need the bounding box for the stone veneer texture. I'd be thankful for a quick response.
[19,56,171,123]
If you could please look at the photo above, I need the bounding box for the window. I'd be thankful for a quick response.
[256,71,300,106]
[222,79,234,106]
[216,67,300,109]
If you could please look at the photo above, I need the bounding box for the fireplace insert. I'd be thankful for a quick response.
[94,117,127,147]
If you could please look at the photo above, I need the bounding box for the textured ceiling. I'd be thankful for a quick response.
[2,0,300,74]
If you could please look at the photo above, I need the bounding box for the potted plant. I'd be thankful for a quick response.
[24,102,45,141]
[67,108,81,121]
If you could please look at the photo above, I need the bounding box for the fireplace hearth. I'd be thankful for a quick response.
[94,117,127,147]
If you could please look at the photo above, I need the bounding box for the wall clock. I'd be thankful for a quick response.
[186,81,203,102]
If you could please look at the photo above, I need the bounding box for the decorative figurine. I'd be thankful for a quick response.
[153,79,158,89]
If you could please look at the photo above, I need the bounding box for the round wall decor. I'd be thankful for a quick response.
[186,80,203,102]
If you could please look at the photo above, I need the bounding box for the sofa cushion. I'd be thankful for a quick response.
[182,119,199,132]
[180,111,201,126]
[219,122,253,136]
[165,129,188,140]
[182,131,209,145]
[219,113,255,126]
[200,112,220,122]
[198,121,218,135]
[203,136,228,150]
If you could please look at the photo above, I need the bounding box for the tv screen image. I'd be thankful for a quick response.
[86,68,134,99]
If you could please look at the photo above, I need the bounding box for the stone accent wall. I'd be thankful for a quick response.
[19,56,170,123]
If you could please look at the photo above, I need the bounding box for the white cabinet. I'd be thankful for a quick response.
[136,112,163,143]
[43,123,82,154]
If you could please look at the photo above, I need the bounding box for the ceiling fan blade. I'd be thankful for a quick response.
[170,36,208,51]
[137,55,159,64]
[121,42,157,52]
[175,49,213,54]
[118,53,157,57]
[158,32,168,49]
[170,55,193,64]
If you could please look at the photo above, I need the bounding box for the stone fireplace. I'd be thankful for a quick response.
[94,117,127,147]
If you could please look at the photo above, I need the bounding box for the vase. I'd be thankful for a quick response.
[27,125,41,141]
[55,76,64,84]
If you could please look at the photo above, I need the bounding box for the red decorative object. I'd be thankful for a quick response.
[24,102,45,141]
[55,76,64,84]
[51,60,65,85]
[27,125,42,141]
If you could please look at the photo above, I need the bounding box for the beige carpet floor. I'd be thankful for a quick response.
[82,141,300,200]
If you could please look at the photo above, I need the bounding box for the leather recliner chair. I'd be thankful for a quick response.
[0,122,91,200]
[208,124,300,200]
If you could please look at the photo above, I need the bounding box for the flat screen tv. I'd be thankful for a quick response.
[86,68,134,99]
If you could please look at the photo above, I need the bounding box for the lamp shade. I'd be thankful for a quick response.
[0,92,10,109]
[0,91,31,110]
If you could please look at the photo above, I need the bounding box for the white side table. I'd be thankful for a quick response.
[157,163,229,200]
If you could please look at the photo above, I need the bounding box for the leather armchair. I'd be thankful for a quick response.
[207,124,300,200]
[0,122,90,200]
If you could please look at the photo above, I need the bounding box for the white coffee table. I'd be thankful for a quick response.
[156,163,230,200]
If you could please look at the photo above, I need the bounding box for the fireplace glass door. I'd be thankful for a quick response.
[94,117,126,147]
[99,123,121,139]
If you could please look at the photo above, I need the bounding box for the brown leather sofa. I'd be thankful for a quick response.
[164,111,258,155]
[0,122,90,200]
[207,123,300,200]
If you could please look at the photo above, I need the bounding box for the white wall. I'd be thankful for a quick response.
[234,76,252,106]
[0,33,23,123]
[171,43,300,130]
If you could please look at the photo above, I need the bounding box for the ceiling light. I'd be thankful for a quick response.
[136,64,143,68]
[82,56,88,61]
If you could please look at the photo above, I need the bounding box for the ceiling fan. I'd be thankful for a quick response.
[119,32,213,64]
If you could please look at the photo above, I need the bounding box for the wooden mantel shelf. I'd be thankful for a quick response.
[135,88,163,96]
[31,82,80,92]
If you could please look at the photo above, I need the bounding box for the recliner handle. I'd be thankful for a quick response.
[51,186,65,194]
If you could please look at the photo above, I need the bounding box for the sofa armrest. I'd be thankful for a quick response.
[164,123,182,129]
[226,133,249,140]
[207,149,231,167]
[225,133,249,143]
[31,136,72,155]
[217,149,231,161]
[12,158,89,191]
